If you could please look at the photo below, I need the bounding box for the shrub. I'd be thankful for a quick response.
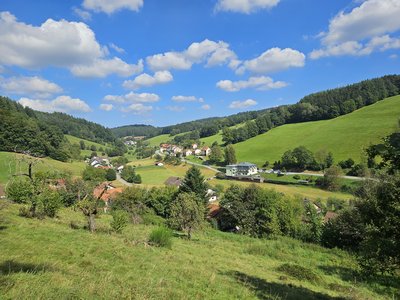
[110,210,129,233]
[142,213,166,226]
[37,189,62,218]
[277,263,321,283]
[293,175,301,180]
[105,169,117,181]
[149,227,173,249]
[6,178,34,204]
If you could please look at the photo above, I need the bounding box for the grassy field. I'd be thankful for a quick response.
[65,134,109,157]
[0,201,398,299]
[234,95,400,166]
[0,152,86,185]
[128,158,216,186]
[146,134,172,147]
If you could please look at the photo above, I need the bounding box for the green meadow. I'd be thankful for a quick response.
[0,202,398,299]
[0,152,86,185]
[65,134,109,157]
[234,95,400,166]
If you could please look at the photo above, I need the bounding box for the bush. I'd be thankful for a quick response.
[149,227,173,249]
[293,175,301,180]
[37,189,62,218]
[142,213,166,226]
[105,169,117,181]
[277,263,321,283]
[110,210,129,233]
[6,178,34,204]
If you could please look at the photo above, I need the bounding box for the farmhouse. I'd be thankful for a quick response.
[226,162,258,177]
[93,182,123,212]
[201,146,211,156]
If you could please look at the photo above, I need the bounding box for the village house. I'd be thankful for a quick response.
[192,143,198,149]
[226,162,258,177]
[183,149,193,157]
[194,148,202,155]
[207,189,217,202]
[89,157,111,168]
[201,146,211,156]
[93,182,123,212]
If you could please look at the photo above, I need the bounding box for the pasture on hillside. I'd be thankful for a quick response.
[0,152,86,185]
[234,95,400,166]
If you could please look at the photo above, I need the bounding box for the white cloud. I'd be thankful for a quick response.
[217,76,287,92]
[215,0,280,14]
[99,103,113,111]
[123,103,153,114]
[82,0,143,14]
[123,70,173,90]
[229,99,258,109]
[236,48,305,74]
[146,39,238,71]
[171,95,204,102]
[311,0,400,58]
[104,91,160,103]
[0,76,62,98]
[201,104,211,110]
[18,95,91,113]
[70,58,143,78]
[73,7,92,21]
[166,106,185,112]
[0,12,138,78]
[109,43,125,54]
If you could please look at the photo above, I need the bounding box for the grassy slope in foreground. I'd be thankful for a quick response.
[235,95,400,166]
[0,152,86,185]
[1,202,397,299]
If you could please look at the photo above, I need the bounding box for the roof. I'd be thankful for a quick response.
[202,146,210,150]
[324,211,338,223]
[164,176,182,187]
[93,182,123,202]
[208,203,221,218]
[227,162,257,167]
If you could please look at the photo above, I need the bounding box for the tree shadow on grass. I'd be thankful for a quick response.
[0,225,7,230]
[224,270,345,300]
[319,265,400,297]
[0,260,54,275]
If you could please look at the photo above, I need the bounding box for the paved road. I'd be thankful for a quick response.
[116,173,133,187]
[181,159,220,173]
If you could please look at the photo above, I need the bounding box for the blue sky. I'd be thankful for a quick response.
[0,0,399,128]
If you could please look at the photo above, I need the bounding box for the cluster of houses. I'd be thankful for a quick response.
[159,143,211,157]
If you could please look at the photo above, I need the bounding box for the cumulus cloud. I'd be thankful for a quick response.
[82,0,143,14]
[229,99,258,109]
[166,106,185,112]
[215,0,280,14]
[123,103,153,114]
[73,7,92,21]
[70,58,143,78]
[109,43,125,54]
[18,95,91,113]
[99,103,113,111]
[310,0,400,58]
[217,76,287,92]
[201,104,211,110]
[0,12,139,78]
[0,76,62,98]
[146,39,238,71]
[236,48,305,74]
[104,92,160,103]
[123,70,173,90]
[171,95,204,102]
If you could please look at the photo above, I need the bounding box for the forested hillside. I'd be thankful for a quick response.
[0,96,116,160]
